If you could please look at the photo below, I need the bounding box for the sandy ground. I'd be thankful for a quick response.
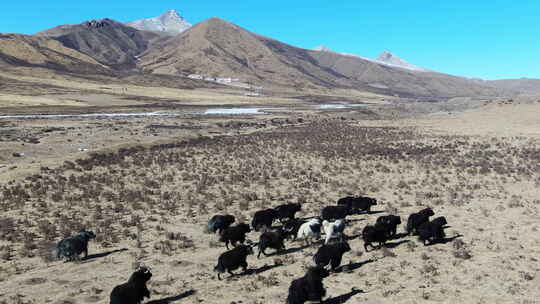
[0,87,539,304]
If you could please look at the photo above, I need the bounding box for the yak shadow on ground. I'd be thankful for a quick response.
[366,210,385,215]
[341,259,377,273]
[390,232,409,240]
[383,240,410,249]
[274,244,311,256]
[82,248,128,262]
[146,290,196,304]
[223,264,283,280]
[243,263,283,276]
[426,234,463,246]
[324,288,365,304]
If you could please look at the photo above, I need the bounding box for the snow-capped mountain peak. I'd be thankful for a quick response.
[162,9,181,19]
[313,46,427,72]
[376,50,426,71]
[313,45,335,52]
[125,9,191,35]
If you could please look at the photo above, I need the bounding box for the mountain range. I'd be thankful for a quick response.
[0,10,538,98]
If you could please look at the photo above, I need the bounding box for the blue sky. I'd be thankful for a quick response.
[1,1,539,80]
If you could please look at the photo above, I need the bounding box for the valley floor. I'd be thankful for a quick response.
[0,96,539,304]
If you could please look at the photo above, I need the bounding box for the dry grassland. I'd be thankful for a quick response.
[0,108,539,303]
[0,70,301,107]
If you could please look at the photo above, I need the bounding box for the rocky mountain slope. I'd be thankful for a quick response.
[37,19,164,70]
[308,49,502,97]
[140,18,503,98]
[125,9,191,35]
[0,33,111,74]
[0,15,520,98]
[138,18,354,89]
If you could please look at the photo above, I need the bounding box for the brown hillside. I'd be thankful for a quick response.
[38,19,166,70]
[140,18,504,98]
[0,33,111,74]
[308,50,506,98]
[139,17,351,90]
[487,78,540,93]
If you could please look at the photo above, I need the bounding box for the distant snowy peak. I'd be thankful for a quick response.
[313,46,428,72]
[313,45,335,52]
[376,50,427,72]
[125,9,191,35]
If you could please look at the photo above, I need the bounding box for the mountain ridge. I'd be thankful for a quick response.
[3,15,531,97]
[139,18,503,97]
[312,46,427,72]
[0,33,112,74]
[37,18,164,70]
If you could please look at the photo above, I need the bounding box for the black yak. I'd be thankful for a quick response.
[406,208,435,235]
[375,215,402,237]
[110,266,152,304]
[208,215,235,234]
[219,223,251,249]
[56,229,96,261]
[214,245,254,280]
[274,203,302,222]
[287,266,330,304]
[313,241,351,271]
[418,216,448,245]
[251,209,279,231]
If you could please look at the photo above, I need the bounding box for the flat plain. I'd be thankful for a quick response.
[1,75,540,304]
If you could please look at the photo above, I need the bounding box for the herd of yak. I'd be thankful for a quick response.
[53,196,451,304]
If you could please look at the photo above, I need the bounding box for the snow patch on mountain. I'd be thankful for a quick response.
[376,50,427,72]
[313,46,428,72]
[125,9,191,35]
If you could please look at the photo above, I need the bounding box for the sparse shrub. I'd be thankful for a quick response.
[0,245,13,261]
[381,247,397,258]
[453,239,472,260]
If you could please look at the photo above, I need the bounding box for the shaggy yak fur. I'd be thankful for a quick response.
[406,208,435,235]
[257,228,287,258]
[418,216,448,245]
[251,208,279,231]
[283,218,307,241]
[375,215,402,238]
[274,203,302,222]
[214,245,254,280]
[56,229,96,261]
[287,266,330,304]
[219,223,251,249]
[362,223,389,251]
[313,241,351,271]
[322,219,346,244]
[297,218,322,246]
[337,196,377,214]
[110,266,152,304]
[321,205,350,221]
[208,215,235,234]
